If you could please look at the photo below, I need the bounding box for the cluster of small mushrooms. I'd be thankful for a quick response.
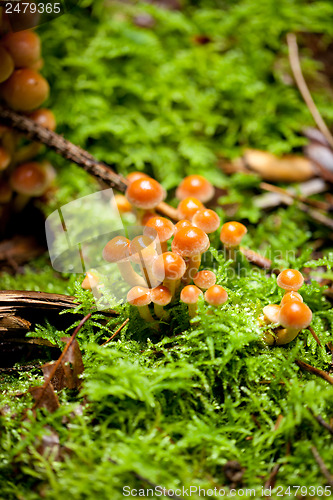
[261,269,312,345]
[0,16,55,214]
[82,172,313,345]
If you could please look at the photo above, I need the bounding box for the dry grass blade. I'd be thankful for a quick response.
[296,360,333,385]
[101,318,129,346]
[311,446,333,487]
[308,326,323,348]
[287,33,333,150]
[307,407,333,437]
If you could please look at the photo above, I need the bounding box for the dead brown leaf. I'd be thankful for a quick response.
[29,383,60,413]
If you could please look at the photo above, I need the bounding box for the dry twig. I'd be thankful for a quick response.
[296,359,333,385]
[311,446,333,487]
[101,318,129,346]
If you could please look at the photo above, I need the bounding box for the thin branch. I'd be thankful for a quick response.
[287,33,333,149]
[30,312,92,411]
[296,359,333,385]
[101,318,129,346]
[260,182,332,212]
[311,446,333,487]
[0,105,179,221]
[307,407,333,437]
[308,326,323,349]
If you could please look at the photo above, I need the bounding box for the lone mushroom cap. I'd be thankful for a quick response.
[125,178,166,210]
[177,197,204,220]
[192,209,220,234]
[127,286,151,307]
[151,285,172,306]
[10,162,48,196]
[279,301,312,330]
[172,226,210,258]
[144,216,174,243]
[220,221,247,247]
[176,175,215,203]
[193,270,216,290]
[102,236,130,263]
[277,269,304,291]
[180,285,203,304]
[152,252,186,281]
[280,291,303,306]
[204,285,228,306]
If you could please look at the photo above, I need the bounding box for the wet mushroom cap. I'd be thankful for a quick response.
[277,269,304,291]
[102,236,130,263]
[125,178,166,209]
[279,301,312,330]
[192,209,220,234]
[126,171,151,185]
[28,108,56,131]
[112,194,133,213]
[174,219,193,234]
[127,286,151,307]
[204,285,228,306]
[220,221,247,247]
[2,30,41,68]
[144,216,174,243]
[176,175,215,203]
[152,252,186,281]
[262,304,281,324]
[177,196,204,220]
[180,285,203,304]
[172,226,210,258]
[82,271,100,290]
[151,285,172,306]
[280,291,303,306]
[193,270,216,290]
[129,234,157,264]
[10,162,48,196]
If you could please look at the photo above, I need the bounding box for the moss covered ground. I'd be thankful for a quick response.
[0,1,333,498]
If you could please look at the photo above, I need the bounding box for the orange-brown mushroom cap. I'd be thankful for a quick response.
[10,162,48,196]
[28,108,56,131]
[102,236,130,263]
[144,216,174,243]
[180,285,203,304]
[152,252,186,281]
[262,304,281,324]
[220,221,247,248]
[125,178,166,210]
[277,269,304,292]
[176,175,215,203]
[172,226,210,258]
[204,285,228,306]
[129,234,157,265]
[193,270,216,290]
[280,291,303,306]
[192,209,220,234]
[82,271,100,290]
[151,285,172,306]
[279,301,312,330]
[174,219,193,235]
[112,194,133,213]
[126,171,151,185]
[177,197,204,220]
[127,286,151,307]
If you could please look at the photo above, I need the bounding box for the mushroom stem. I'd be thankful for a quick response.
[163,278,179,297]
[187,303,198,318]
[183,254,201,284]
[117,262,147,287]
[13,193,30,212]
[13,142,41,164]
[161,241,168,253]
[137,305,155,322]
[154,303,169,320]
[275,327,300,345]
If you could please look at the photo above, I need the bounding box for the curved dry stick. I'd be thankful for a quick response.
[287,33,333,149]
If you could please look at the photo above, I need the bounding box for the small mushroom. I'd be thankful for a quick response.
[204,285,228,306]
[29,108,56,131]
[192,208,220,234]
[276,269,304,293]
[193,270,216,290]
[152,251,186,296]
[144,216,174,252]
[129,234,159,288]
[151,284,172,319]
[220,221,247,260]
[103,236,147,287]
[172,226,210,283]
[127,286,154,322]
[180,285,203,318]
[112,194,133,214]
[10,161,49,210]
[125,177,166,223]
[0,146,11,171]
[177,196,204,221]
[176,175,215,203]
[2,29,41,68]
[0,46,14,83]
[81,270,100,290]
[277,301,312,345]
[280,291,303,306]
[126,171,151,184]
[174,219,193,235]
